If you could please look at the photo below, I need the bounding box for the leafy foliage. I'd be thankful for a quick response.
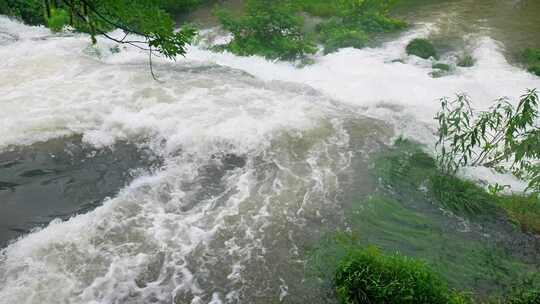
[317,18,369,54]
[214,0,406,59]
[435,89,540,194]
[0,0,44,24]
[47,8,70,32]
[0,0,197,77]
[215,0,316,61]
[316,0,406,54]
[295,0,340,17]
[406,38,438,59]
[335,246,468,304]
[522,48,540,77]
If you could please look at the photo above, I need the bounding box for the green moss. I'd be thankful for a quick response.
[406,38,438,59]
[47,8,70,32]
[457,54,475,67]
[335,246,468,304]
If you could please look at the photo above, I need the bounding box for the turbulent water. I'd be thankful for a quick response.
[1,1,540,303]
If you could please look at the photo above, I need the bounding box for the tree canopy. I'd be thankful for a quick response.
[1,0,197,79]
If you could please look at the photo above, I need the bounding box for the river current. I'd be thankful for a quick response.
[0,1,539,303]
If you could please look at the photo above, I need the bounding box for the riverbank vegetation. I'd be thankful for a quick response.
[310,133,540,303]
[335,246,469,304]
[0,0,198,78]
[522,48,540,77]
[435,89,540,195]
[215,0,316,61]
[214,0,407,60]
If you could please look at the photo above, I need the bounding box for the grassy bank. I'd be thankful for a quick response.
[308,138,540,303]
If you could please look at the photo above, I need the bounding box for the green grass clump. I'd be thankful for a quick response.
[457,54,475,67]
[496,195,540,235]
[522,48,540,77]
[215,0,316,61]
[429,174,496,216]
[335,246,468,304]
[406,38,438,59]
[375,138,540,233]
[47,8,70,32]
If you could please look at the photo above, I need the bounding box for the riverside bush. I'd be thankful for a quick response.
[0,0,44,25]
[215,0,316,61]
[522,48,540,77]
[406,38,438,59]
[47,8,70,32]
[318,19,369,54]
[316,0,406,54]
[335,247,468,304]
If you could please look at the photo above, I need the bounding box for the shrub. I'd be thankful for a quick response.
[0,0,44,25]
[406,38,438,59]
[318,19,369,54]
[296,0,339,17]
[47,8,70,32]
[335,247,467,304]
[522,48,540,77]
[315,0,406,54]
[158,0,203,15]
[505,290,540,304]
[435,90,540,194]
[215,0,316,61]
[457,54,475,67]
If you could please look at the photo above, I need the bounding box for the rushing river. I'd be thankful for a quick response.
[1,1,540,303]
